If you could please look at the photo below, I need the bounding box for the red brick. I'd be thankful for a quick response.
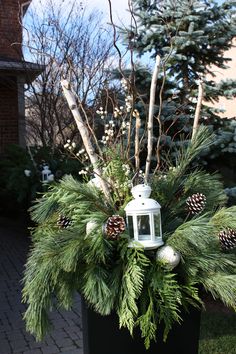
[0,1,30,60]
[0,77,19,152]
[0,1,31,152]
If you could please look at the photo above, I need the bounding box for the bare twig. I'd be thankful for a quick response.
[154,64,166,174]
[61,80,111,201]
[145,55,161,181]
[107,0,123,73]
[192,79,204,140]
[134,110,141,171]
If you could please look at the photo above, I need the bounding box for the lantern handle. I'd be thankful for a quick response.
[131,170,148,187]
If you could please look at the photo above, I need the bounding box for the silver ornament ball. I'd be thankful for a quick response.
[86,220,98,235]
[156,245,181,268]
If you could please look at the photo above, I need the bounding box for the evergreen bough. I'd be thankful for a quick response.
[22,127,236,348]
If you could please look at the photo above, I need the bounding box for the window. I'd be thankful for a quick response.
[154,214,161,237]
[127,216,134,238]
[137,215,150,240]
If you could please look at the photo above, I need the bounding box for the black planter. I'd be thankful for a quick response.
[82,299,201,354]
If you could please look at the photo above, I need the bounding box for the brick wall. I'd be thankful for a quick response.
[0,1,31,153]
[0,1,27,60]
[0,77,19,153]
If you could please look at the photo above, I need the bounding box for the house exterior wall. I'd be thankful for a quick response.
[0,0,31,153]
[0,0,27,60]
[207,40,236,118]
[0,77,19,152]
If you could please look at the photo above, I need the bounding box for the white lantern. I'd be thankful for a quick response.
[41,165,51,183]
[124,184,164,249]
[24,169,31,177]
[88,176,102,190]
[47,173,54,182]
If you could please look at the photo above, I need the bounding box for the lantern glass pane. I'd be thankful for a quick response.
[154,213,161,237]
[127,216,134,238]
[137,215,151,240]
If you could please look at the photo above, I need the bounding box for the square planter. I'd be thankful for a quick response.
[82,299,201,354]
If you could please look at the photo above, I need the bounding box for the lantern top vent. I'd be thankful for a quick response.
[131,184,152,199]
[125,184,161,213]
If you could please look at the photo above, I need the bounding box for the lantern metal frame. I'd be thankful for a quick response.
[125,184,164,250]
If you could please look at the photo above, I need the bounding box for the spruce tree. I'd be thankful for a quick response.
[131,0,236,101]
[118,0,236,167]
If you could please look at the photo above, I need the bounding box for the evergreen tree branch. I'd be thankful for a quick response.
[202,274,236,310]
[210,207,236,231]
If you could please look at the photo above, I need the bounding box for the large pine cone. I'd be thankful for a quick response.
[104,215,126,240]
[186,193,206,215]
[219,228,236,250]
[57,215,72,229]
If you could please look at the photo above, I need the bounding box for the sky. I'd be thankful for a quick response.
[26,0,147,66]
[85,0,130,22]
[30,0,131,24]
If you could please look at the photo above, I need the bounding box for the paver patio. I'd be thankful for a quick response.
[0,217,84,354]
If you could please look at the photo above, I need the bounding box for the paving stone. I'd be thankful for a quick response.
[0,340,12,354]
[0,218,84,354]
[11,339,28,349]
[11,345,30,353]
[41,345,61,354]
[62,349,84,354]
[66,332,80,341]
[23,349,42,354]
[28,341,47,349]
[56,338,74,348]
[0,324,12,332]
[72,339,83,348]
[7,333,26,342]
[45,337,57,345]
[0,331,7,339]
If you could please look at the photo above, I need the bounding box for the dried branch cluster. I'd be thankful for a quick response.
[24,0,204,198]
[24,0,114,147]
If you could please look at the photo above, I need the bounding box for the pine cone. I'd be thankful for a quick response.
[186,193,206,214]
[219,228,236,250]
[57,215,72,229]
[104,215,126,240]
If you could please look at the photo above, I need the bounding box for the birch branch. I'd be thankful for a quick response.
[134,110,141,171]
[27,145,37,171]
[154,64,166,174]
[192,79,204,140]
[145,55,161,181]
[61,79,111,201]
